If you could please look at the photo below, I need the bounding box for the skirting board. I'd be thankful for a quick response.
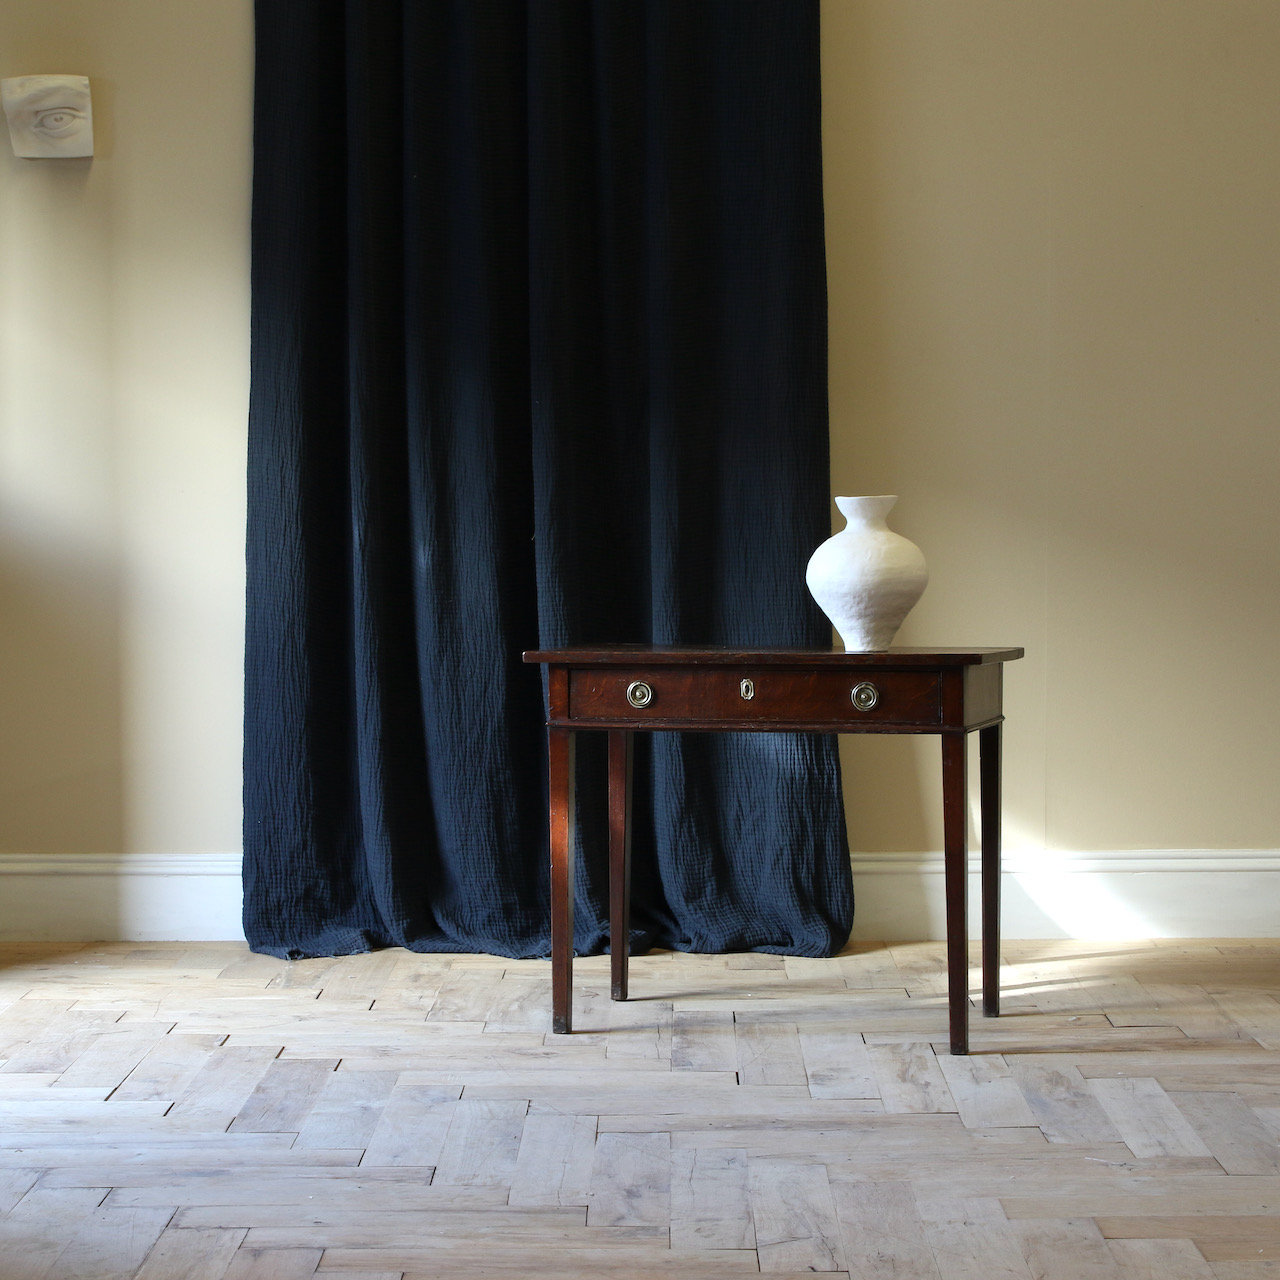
[0,850,1277,943]
[850,849,1280,940]
[0,853,245,942]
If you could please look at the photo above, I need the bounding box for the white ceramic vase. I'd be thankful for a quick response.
[805,495,928,652]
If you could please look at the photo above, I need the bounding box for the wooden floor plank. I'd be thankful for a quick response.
[0,1139,363,1171]
[1096,1216,1280,1245]
[936,1052,1038,1128]
[0,1168,40,1213]
[2,1010,127,1075]
[586,1132,671,1227]
[671,1010,736,1073]
[867,1043,957,1114]
[1117,982,1246,1039]
[508,1112,598,1207]
[230,1057,338,1133]
[1168,1090,1280,1173]
[432,1099,527,1188]
[1007,1058,1126,1143]
[734,1015,808,1087]
[53,1023,173,1090]
[101,1177,492,1212]
[748,1158,845,1272]
[314,952,400,1007]
[327,1243,765,1275]
[605,998,673,1062]
[0,1186,110,1280]
[293,1070,397,1150]
[914,1195,1035,1280]
[238,1220,654,1251]
[886,944,951,999]
[835,943,907,990]
[1010,1217,1126,1280]
[670,1147,754,1250]
[110,1033,229,1103]
[1206,1261,1280,1277]
[827,1152,1222,1188]
[132,1226,246,1279]
[798,1021,879,1100]
[1106,1238,1218,1280]
[426,971,505,1024]
[0,1072,63,1092]
[358,1075,461,1168]
[393,1270,843,1280]
[831,1179,942,1280]
[1210,992,1280,1037]
[670,1122,1001,1159]
[479,976,555,1035]
[222,1246,323,1279]
[1087,1077,1215,1158]
[167,1046,286,1132]
[41,1205,177,1280]
[1007,1192,1280,1217]
[0,1098,170,1130]
[0,1000,78,1062]
[597,1097,889,1131]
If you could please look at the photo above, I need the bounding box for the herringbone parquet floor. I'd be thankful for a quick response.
[3,938,1280,1278]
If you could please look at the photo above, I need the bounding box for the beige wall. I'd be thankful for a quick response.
[823,0,1280,860]
[0,0,251,855]
[0,3,1275,895]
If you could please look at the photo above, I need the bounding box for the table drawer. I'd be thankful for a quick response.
[567,667,942,726]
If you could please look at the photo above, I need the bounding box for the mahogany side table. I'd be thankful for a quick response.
[522,645,1024,1055]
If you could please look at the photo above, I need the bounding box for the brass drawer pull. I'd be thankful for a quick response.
[626,680,654,708]
[850,682,879,711]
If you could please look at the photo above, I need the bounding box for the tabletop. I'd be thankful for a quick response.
[524,645,1025,666]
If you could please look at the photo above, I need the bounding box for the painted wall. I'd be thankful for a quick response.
[822,0,1280,934]
[0,1,1275,939]
[0,1,251,865]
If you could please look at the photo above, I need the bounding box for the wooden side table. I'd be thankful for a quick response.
[522,645,1024,1055]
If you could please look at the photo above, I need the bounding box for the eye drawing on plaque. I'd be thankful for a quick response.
[1,75,94,158]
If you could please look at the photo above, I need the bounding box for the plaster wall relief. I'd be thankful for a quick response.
[1,75,93,158]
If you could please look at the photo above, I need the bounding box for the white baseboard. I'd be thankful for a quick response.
[0,853,245,942]
[0,849,1275,944]
[850,849,1280,940]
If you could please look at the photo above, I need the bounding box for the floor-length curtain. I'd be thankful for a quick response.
[244,0,852,960]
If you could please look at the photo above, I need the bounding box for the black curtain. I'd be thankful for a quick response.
[244,0,852,960]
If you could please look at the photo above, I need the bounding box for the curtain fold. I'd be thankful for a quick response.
[245,0,852,960]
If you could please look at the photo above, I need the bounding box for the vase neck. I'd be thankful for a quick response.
[835,495,897,529]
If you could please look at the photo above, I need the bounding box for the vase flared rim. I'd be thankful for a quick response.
[835,494,897,517]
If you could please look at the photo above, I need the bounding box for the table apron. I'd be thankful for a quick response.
[546,718,1004,734]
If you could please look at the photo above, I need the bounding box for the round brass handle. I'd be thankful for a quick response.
[626,680,654,708]
[850,682,879,711]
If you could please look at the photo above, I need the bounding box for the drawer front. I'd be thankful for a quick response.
[567,667,942,726]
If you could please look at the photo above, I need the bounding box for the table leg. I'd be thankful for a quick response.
[608,730,634,1001]
[549,727,576,1034]
[980,722,1002,1018]
[941,732,969,1055]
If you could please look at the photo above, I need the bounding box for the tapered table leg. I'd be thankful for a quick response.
[549,728,576,1034]
[608,730,634,1002]
[941,732,970,1055]
[980,722,1002,1018]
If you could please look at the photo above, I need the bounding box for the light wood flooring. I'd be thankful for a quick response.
[4,939,1280,1278]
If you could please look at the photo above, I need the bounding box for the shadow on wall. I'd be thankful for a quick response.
[839,733,938,855]
[0,133,126,894]
[0,537,125,856]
